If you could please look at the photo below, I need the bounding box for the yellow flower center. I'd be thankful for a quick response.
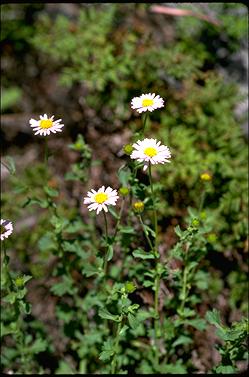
[0,225,5,234]
[200,173,212,181]
[40,119,53,129]
[144,147,157,157]
[133,201,144,213]
[142,99,154,107]
[94,192,108,204]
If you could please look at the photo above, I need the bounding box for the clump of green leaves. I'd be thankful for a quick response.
[206,309,248,373]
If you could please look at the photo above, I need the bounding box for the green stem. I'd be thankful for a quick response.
[148,162,160,363]
[113,198,125,240]
[179,268,188,314]
[44,138,49,183]
[148,163,158,256]
[141,113,148,136]
[179,242,190,316]
[154,273,160,365]
[111,318,123,374]
[198,189,206,214]
[138,215,154,252]
[2,241,14,291]
[103,211,109,277]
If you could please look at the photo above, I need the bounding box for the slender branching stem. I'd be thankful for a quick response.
[148,162,160,364]
[44,138,49,183]
[2,241,14,291]
[138,214,154,252]
[113,198,125,240]
[103,211,109,277]
[141,113,148,135]
[111,317,123,374]
[148,163,158,256]
[198,189,206,214]
[179,242,190,315]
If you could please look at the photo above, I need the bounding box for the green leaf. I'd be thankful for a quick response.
[143,224,155,238]
[99,339,114,361]
[158,362,187,374]
[55,361,74,374]
[132,249,155,260]
[2,156,16,175]
[1,87,22,111]
[186,261,198,272]
[185,318,207,331]
[175,225,183,238]
[119,325,129,336]
[62,241,88,258]
[107,245,114,261]
[1,323,18,337]
[143,280,154,287]
[128,313,139,330]
[82,263,100,277]
[177,307,195,318]
[22,197,49,208]
[108,206,119,219]
[38,233,56,252]
[118,167,131,186]
[29,338,47,354]
[215,365,236,374]
[120,226,136,235]
[205,309,222,327]
[44,186,59,197]
[19,300,32,315]
[98,308,120,322]
[172,335,192,347]
[3,292,16,304]
[50,276,76,297]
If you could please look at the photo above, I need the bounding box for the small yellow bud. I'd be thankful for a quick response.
[207,233,217,243]
[15,277,24,288]
[200,211,206,219]
[133,201,144,213]
[119,187,129,196]
[125,282,136,294]
[191,218,199,228]
[200,172,212,181]
[123,144,133,156]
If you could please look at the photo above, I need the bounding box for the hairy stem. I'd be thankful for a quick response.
[44,138,49,183]
[141,113,148,135]
[103,211,109,277]
[111,317,123,374]
[148,163,158,256]
[148,162,160,363]
[179,242,190,315]
[2,241,14,291]
[113,198,125,240]
[198,189,206,214]
[138,214,154,252]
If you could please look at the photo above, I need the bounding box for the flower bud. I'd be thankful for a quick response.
[133,201,144,213]
[207,233,217,243]
[191,218,200,228]
[200,172,212,181]
[125,282,136,294]
[200,211,206,219]
[123,144,133,156]
[15,276,24,288]
[119,187,129,196]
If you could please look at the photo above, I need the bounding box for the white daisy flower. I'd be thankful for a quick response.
[29,114,64,136]
[84,186,119,215]
[131,93,164,113]
[130,138,171,171]
[1,219,13,241]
